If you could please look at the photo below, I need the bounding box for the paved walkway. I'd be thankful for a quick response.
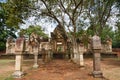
[16,59,107,80]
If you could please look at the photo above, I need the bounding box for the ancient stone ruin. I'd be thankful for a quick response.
[92,35,103,77]
[6,25,113,78]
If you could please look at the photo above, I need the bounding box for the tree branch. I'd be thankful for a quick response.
[72,0,83,19]
[73,0,77,6]
[41,12,60,24]
[41,0,61,24]
[59,0,72,20]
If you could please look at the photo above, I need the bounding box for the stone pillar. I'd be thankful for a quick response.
[93,51,102,77]
[79,54,84,67]
[12,36,25,78]
[79,43,85,67]
[74,53,77,63]
[92,35,103,78]
[33,53,39,68]
[73,47,78,63]
[12,54,24,78]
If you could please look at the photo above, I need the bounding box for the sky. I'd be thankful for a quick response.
[20,17,57,37]
[2,0,118,37]
[20,12,119,37]
[0,0,6,3]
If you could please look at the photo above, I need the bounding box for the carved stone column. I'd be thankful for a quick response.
[79,54,84,67]
[73,47,78,63]
[79,44,85,67]
[12,36,25,78]
[33,53,39,68]
[33,47,39,68]
[74,52,77,63]
[92,35,103,78]
[93,50,102,77]
[12,54,24,78]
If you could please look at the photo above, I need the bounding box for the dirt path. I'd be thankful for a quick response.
[15,60,106,80]
[0,58,119,80]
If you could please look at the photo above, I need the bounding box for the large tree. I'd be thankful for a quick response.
[0,0,33,50]
[2,0,33,29]
[0,3,16,50]
[31,0,89,54]
[32,0,119,51]
[1,0,119,49]
[86,0,119,36]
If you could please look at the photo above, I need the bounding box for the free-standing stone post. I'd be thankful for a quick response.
[33,46,39,68]
[92,35,103,78]
[12,36,25,78]
[29,32,39,68]
[79,54,84,66]
[33,53,39,68]
[13,54,23,78]
[79,44,85,67]
[73,46,78,63]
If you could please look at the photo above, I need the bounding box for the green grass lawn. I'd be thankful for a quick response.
[0,59,14,80]
[0,59,33,80]
[0,59,14,64]
[0,72,14,80]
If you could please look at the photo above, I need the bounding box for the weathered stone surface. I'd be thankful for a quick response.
[92,35,103,78]
[92,71,103,78]
[93,52,101,71]
[12,71,24,78]
[24,40,29,52]
[33,54,39,68]
[92,35,102,50]
[6,37,15,54]
[79,54,84,67]
[29,32,40,54]
[15,37,25,53]
[101,42,112,53]
[13,54,24,78]
[6,43,15,54]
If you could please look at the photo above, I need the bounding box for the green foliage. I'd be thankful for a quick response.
[87,0,117,35]
[100,26,114,41]
[0,0,33,51]
[112,29,120,48]
[0,0,119,49]
[0,3,17,51]
[19,25,48,38]
[112,15,120,48]
[0,42,6,50]
[115,0,120,10]
[2,0,33,28]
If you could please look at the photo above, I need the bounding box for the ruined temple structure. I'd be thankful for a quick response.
[101,37,112,53]
[51,25,68,53]
[50,25,71,58]
[6,36,15,54]
[5,24,113,78]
